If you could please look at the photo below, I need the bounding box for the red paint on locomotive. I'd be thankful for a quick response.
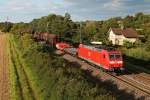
[78,44,124,71]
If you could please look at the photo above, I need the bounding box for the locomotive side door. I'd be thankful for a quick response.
[102,54,106,66]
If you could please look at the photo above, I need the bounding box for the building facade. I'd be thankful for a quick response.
[108,28,138,45]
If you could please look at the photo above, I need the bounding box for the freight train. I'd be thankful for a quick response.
[56,43,124,72]
[34,32,124,72]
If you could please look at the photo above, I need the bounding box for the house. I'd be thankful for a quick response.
[108,27,138,45]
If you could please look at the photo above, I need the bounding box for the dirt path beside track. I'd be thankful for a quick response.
[0,34,10,100]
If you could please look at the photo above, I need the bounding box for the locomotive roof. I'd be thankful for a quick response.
[82,44,115,51]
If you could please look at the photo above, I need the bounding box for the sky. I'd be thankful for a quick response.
[0,0,150,22]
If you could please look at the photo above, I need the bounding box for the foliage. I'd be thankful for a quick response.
[124,47,150,70]
[123,40,134,48]
[133,40,144,48]
[31,13,74,37]
[2,12,150,45]
[10,23,33,34]
[146,35,150,51]
[9,35,36,100]
[8,35,22,100]
[0,22,13,32]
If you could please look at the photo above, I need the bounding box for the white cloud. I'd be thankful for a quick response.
[0,0,150,22]
[103,0,123,10]
[0,0,62,22]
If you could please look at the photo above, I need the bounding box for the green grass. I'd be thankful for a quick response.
[124,47,150,72]
[8,35,22,100]
[9,35,36,100]
[125,62,150,74]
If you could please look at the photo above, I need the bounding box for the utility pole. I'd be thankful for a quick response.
[80,22,82,44]
[47,22,49,33]
[6,16,9,26]
[4,16,9,33]
[6,16,9,22]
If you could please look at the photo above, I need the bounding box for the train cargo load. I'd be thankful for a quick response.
[78,44,124,72]
[64,48,77,56]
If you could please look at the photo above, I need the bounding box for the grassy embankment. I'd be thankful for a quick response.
[122,47,150,73]
[8,34,22,100]
[9,34,36,100]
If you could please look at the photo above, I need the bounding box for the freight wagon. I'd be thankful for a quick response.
[34,32,59,46]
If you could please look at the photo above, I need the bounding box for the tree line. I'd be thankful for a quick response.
[0,12,150,46]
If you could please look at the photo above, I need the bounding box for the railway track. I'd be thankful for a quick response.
[59,51,150,99]
[107,73,150,95]
[136,73,150,82]
[125,72,150,86]
[124,65,150,91]
[126,64,150,82]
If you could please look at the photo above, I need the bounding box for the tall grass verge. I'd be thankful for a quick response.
[9,34,36,100]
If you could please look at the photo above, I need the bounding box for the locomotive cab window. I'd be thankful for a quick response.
[109,54,121,59]
[115,54,121,58]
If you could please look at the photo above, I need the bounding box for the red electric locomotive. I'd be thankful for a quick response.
[78,44,124,72]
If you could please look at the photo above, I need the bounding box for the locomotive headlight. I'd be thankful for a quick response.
[110,61,115,64]
[117,61,123,64]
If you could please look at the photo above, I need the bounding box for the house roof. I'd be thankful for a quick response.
[111,28,138,38]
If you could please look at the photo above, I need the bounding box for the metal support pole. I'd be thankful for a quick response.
[80,22,82,43]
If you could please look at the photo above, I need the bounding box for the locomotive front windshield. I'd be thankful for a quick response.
[109,54,121,59]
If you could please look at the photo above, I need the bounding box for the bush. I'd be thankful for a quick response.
[146,35,150,51]
[124,47,150,70]
[123,40,134,48]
